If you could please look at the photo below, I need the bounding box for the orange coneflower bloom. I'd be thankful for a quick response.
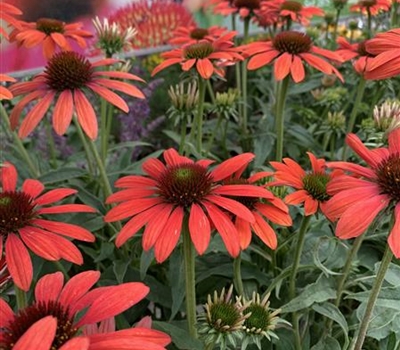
[0,74,16,100]
[336,37,376,76]
[152,32,243,79]
[325,129,400,258]
[365,29,400,80]
[224,171,292,250]
[0,271,171,349]
[350,0,391,15]
[243,31,344,82]
[9,51,145,140]
[270,152,343,216]
[169,25,228,46]
[10,18,93,59]
[209,0,265,19]
[259,0,324,27]
[0,162,96,291]
[0,2,22,40]
[109,0,195,49]
[105,148,276,262]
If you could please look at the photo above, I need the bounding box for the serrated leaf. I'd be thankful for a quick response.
[281,275,336,313]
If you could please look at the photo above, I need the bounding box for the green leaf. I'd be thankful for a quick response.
[38,167,87,184]
[312,303,349,348]
[113,260,130,284]
[140,249,154,280]
[347,286,400,311]
[153,321,203,349]
[375,262,400,287]
[281,275,336,313]
[168,249,185,321]
[94,242,115,263]
[108,141,150,152]
[310,337,341,350]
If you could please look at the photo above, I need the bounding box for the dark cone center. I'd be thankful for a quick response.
[190,28,209,40]
[0,191,36,236]
[280,1,303,12]
[45,51,94,92]
[157,163,212,207]
[376,154,400,202]
[272,31,312,54]
[184,42,214,59]
[36,18,65,35]
[1,301,77,350]
[233,0,261,10]
[302,173,331,202]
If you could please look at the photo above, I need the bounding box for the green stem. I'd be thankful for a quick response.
[366,9,372,39]
[44,119,58,169]
[87,137,113,199]
[351,245,393,350]
[206,80,216,105]
[0,103,39,177]
[326,234,364,335]
[179,118,187,154]
[194,77,206,154]
[391,2,399,27]
[332,9,341,46]
[289,215,312,350]
[275,77,290,162]
[15,285,27,310]
[206,112,224,155]
[74,116,95,176]
[100,98,109,165]
[233,254,244,297]
[183,220,198,338]
[342,77,366,160]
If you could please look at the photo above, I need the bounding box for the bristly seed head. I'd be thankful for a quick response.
[1,301,77,350]
[190,28,209,40]
[0,191,36,236]
[280,1,303,12]
[232,0,261,10]
[45,51,94,92]
[272,31,312,54]
[36,18,65,35]
[157,163,213,207]
[302,173,331,202]
[184,42,214,59]
[376,154,400,202]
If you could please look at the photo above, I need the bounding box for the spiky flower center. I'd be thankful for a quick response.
[226,179,258,210]
[233,0,261,10]
[1,301,77,350]
[360,0,377,7]
[272,31,312,54]
[36,18,65,35]
[208,302,242,331]
[302,173,331,202]
[357,41,370,56]
[0,191,36,236]
[184,42,214,59]
[376,154,400,202]
[243,304,270,333]
[280,1,303,12]
[45,51,94,92]
[190,28,209,40]
[157,163,212,207]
